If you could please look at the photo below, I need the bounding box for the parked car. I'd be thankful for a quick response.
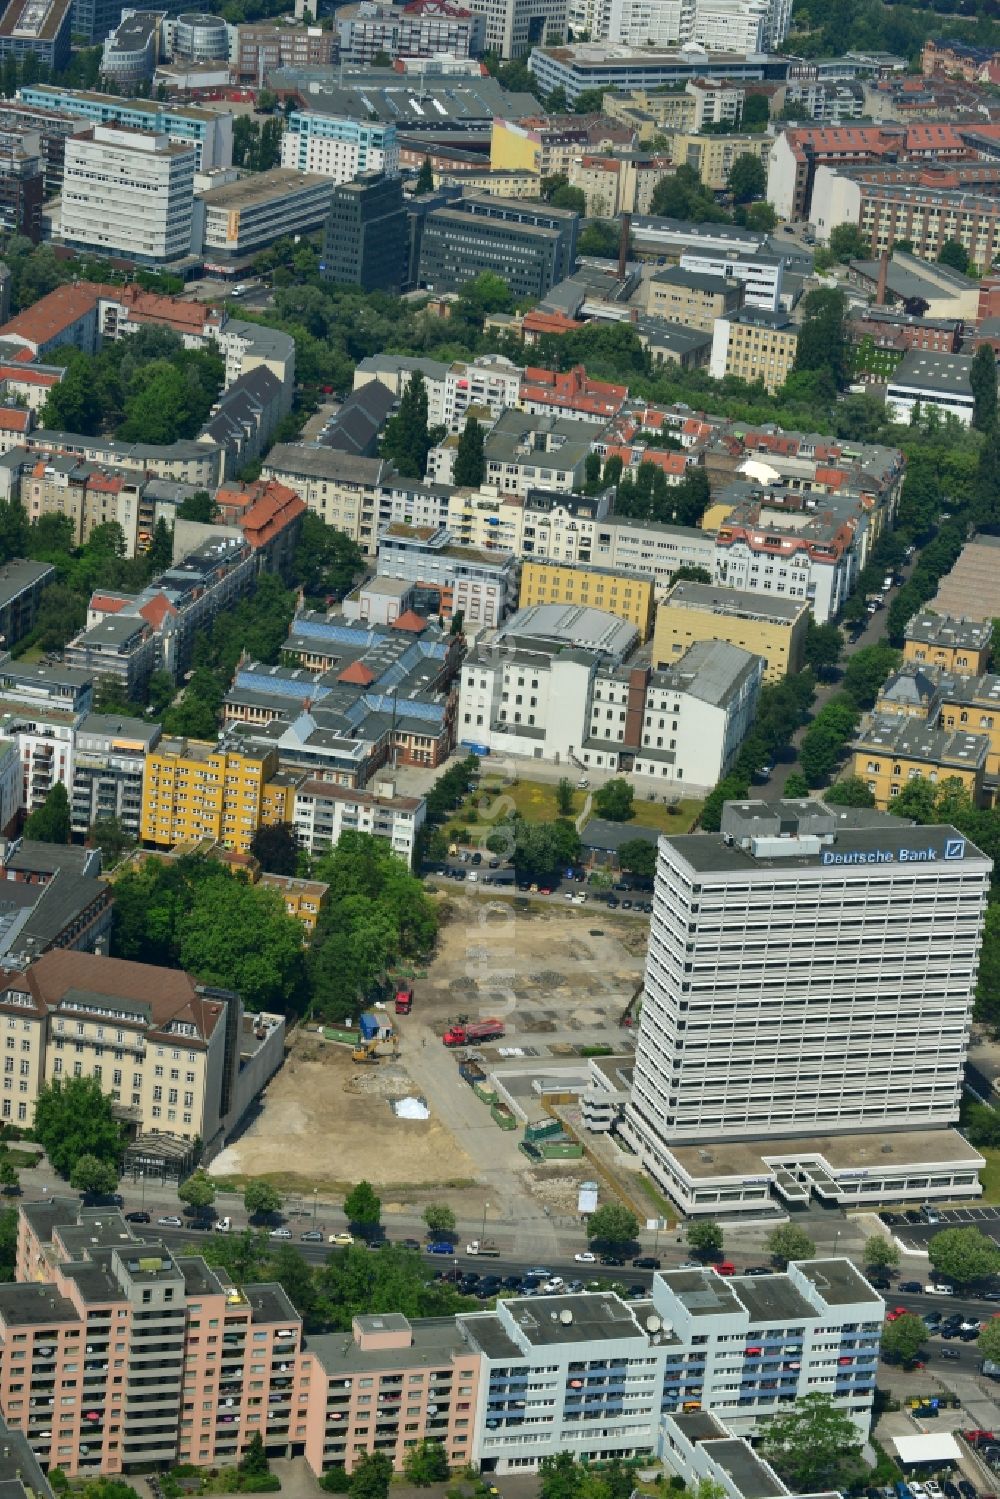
[157,1215,182,1227]
[633,1256,661,1270]
[300,1229,323,1242]
[574,1252,596,1263]
[900,1281,924,1293]
[426,1241,455,1254]
[330,1232,354,1247]
[125,1211,150,1223]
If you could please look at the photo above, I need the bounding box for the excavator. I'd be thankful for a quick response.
[351,1036,400,1065]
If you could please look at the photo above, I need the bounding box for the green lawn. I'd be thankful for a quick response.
[978,1147,1000,1204]
[450,777,702,836]
[628,797,703,835]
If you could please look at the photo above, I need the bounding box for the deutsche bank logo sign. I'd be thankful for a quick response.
[945,838,967,861]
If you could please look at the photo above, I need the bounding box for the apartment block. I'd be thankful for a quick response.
[904,611,992,674]
[851,713,988,809]
[291,778,426,864]
[461,608,760,785]
[280,114,399,183]
[0,949,283,1145]
[19,85,233,171]
[885,350,974,427]
[620,798,989,1215]
[647,266,744,332]
[262,446,391,556]
[198,170,333,265]
[9,1199,302,1473]
[519,557,656,640]
[653,580,809,682]
[712,486,860,624]
[140,738,283,854]
[518,364,627,422]
[671,131,771,192]
[376,525,519,628]
[0,0,71,71]
[63,614,158,704]
[335,0,485,61]
[482,411,598,497]
[60,125,196,267]
[709,309,799,394]
[70,713,161,842]
[416,194,578,299]
[235,20,335,81]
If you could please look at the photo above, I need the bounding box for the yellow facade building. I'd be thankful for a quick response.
[903,611,992,675]
[518,557,656,640]
[851,713,988,810]
[652,580,808,682]
[710,309,799,394]
[670,131,770,191]
[140,738,284,853]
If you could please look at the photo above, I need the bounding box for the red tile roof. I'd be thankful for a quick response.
[18,949,225,1041]
[392,609,428,633]
[0,408,30,432]
[0,282,118,351]
[138,594,177,630]
[338,660,376,685]
[90,593,130,615]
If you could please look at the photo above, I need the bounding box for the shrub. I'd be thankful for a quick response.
[320,1471,351,1494]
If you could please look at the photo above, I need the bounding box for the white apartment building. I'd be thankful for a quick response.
[571,0,785,48]
[460,607,760,786]
[291,777,426,864]
[679,246,783,311]
[689,0,768,51]
[713,504,859,624]
[620,798,991,1215]
[60,125,196,266]
[442,355,523,432]
[459,1261,881,1474]
[885,351,975,428]
[279,112,399,182]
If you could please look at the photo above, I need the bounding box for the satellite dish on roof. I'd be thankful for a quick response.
[646,1314,662,1333]
[560,1309,574,1325]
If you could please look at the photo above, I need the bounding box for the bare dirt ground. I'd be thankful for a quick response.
[209,896,649,1225]
[208,1029,478,1199]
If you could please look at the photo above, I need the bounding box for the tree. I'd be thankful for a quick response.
[178,1171,217,1214]
[349,1452,393,1499]
[828,223,868,263]
[784,772,810,798]
[453,415,486,487]
[241,1431,269,1477]
[824,777,875,808]
[842,644,901,708]
[344,1180,381,1230]
[244,1179,282,1218]
[928,1225,1000,1285]
[741,92,770,128]
[511,817,582,884]
[794,287,847,389]
[34,1076,122,1177]
[594,778,634,822]
[23,782,70,844]
[803,618,843,674]
[881,1312,926,1365]
[382,371,430,479]
[0,1157,18,1193]
[415,156,434,193]
[69,1154,119,1197]
[423,1203,456,1236]
[249,822,300,877]
[578,220,621,259]
[540,1453,585,1499]
[746,201,778,233]
[766,1222,815,1267]
[863,1236,900,1272]
[176,876,306,1013]
[587,1202,639,1248]
[938,239,969,274]
[971,343,998,433]
[687,1220,723,1259]
[89,816,134,868]
[556,777,575,816]
[728,153,766,202]
[977,1316,1000,1365]
[759,1394,865,1493]
[403,1441,450,1486]
[177,490,217,523]
[618,839,657,879]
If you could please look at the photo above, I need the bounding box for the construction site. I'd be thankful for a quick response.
[208,893,650,1236]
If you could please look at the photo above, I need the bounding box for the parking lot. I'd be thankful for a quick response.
[884,1206,1000,1253]
[429,858,654,914]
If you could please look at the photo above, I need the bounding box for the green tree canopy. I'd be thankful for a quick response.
[587,1202,639,1247]
[766,1222,815,1267]
[403,1441,450,1486]
[594,778,635,822]
[415,156,434,193]
[382,371,430,479]
[248,822,300,876]
[938,239,969,274]
[863,1236,900,1271]
[178,1171,217,1213]
[244,1179,282,1218]
[349,1451,393,1499]
[728,153,766,202]
[971,343,998,433]
[423,1203,456,1235]
[928,1225,1000,1284]
[618,839,657,878]
[453,415,486,487]
[34,1076,122,1176]
[977,1316,1000,1365]
[23,782,70,844]
[687,1220,724,1258]
[511,818,582,883]
[69,1154,119,1197]
[828,223,868,263]
[823,777,876,808]
[343,1180,381,1229]
[881,1312,927,1364]
[759,1394,865,1493]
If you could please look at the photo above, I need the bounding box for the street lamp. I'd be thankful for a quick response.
[481,1200,490,1244]
[139,1171,145,1210]
[312,1188,318,1225]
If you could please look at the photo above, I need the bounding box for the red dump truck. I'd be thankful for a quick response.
[442,1019,505,1047]
[394,984,414,1015]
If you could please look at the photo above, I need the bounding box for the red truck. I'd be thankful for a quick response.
[442,1020,505,1047]
[395,984,414,1015]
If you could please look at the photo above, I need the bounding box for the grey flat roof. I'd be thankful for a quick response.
[199,167,330,208]
[663,579,807,621]
[582,817,661,852]
[659,1267,745,1316]
[307,1315,468,1375]
[704,1440,786,1499]
[794,1258,880,1306]
[667,817,988,874]
[727,1274,814,1321]
[888,350,973,393]
[501,1292,644,1346]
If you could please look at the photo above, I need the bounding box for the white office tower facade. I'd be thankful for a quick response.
[571,0,786,47]
[620,798,991,1216]
[61,125,196,265]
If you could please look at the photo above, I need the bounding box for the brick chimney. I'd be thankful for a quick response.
[876,249,890,307]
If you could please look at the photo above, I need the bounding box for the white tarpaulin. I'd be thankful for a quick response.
[892,1434,962,1465]
[393,1097,430,1120]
